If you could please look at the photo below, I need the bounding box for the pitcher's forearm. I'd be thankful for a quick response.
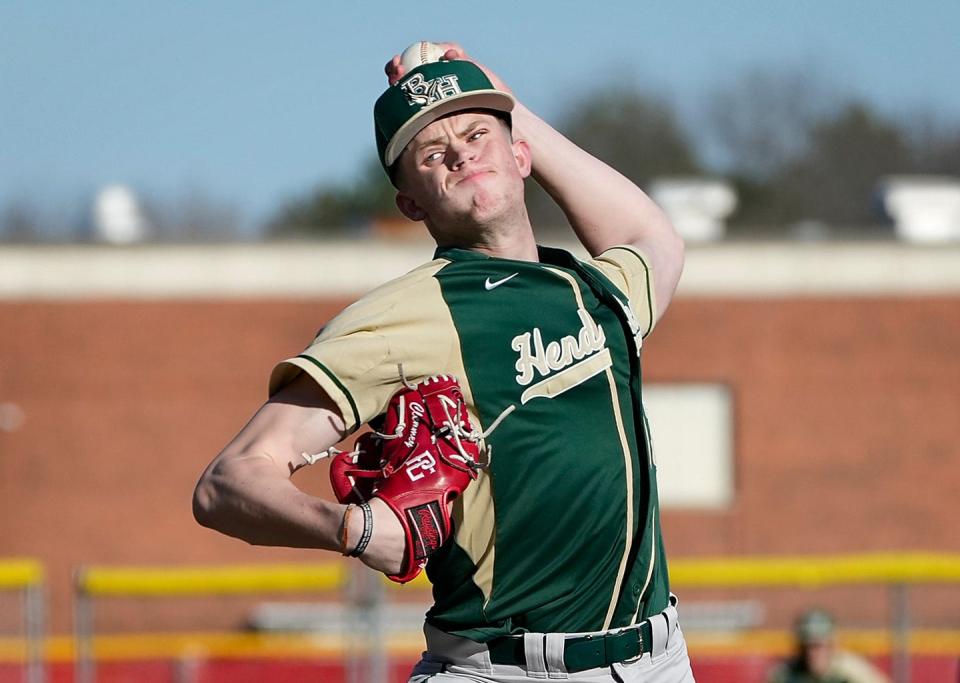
[193,453,405,574]
[193,455,343,549]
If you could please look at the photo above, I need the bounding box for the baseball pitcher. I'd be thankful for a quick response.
[194,41,694,682]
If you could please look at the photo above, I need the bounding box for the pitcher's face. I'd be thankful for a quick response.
[394,110,531,232]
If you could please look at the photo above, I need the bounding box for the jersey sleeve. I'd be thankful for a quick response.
[588,245,658,338]
[268,260,454,432]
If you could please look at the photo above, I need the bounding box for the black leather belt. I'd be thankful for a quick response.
[487,620,654,673]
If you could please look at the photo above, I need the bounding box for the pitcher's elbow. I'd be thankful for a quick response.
[192,476,221,529]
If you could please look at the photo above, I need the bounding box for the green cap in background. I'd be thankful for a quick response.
[795,609,836,643]
[374,60,514,175]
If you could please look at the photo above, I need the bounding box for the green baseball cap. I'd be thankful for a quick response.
[374,59,515,174]
[795,609,836,643]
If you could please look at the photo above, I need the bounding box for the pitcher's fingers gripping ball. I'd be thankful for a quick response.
[329,375,483,583]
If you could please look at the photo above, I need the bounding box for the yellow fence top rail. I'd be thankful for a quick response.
[0,558,44,589]
[670,552,960,587]
[74,552,960,597]
[78,563,345,596]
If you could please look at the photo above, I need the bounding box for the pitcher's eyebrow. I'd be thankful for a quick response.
[455,119,486,138]
[412,134,446,153]
[413,117,487,154]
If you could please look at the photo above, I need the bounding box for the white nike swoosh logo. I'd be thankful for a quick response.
[484,273,519,290]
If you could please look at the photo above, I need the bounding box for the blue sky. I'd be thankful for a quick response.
[2,1,959,233]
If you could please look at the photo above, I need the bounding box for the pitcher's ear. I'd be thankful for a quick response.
[396,192,427,222]
[512,139,532,178]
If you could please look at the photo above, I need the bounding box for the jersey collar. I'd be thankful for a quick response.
[433,244,577,267]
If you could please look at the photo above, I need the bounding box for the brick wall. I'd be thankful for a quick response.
[1,296,958,632]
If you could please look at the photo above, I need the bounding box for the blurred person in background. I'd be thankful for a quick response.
[768,609,889,683]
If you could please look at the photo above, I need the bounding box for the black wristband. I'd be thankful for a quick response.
[349,501,373,557]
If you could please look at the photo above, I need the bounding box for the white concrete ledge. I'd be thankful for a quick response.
[1,240,959,299]
[677,241,960,296]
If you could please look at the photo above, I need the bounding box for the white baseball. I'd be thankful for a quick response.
[399,41,448,71]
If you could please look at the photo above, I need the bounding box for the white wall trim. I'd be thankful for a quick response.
[2,240,959,299]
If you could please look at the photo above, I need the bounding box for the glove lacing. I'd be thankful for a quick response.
[301,370,515,469]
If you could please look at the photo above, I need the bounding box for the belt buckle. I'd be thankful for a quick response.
[602,627,642,665]
[561,624,650,672]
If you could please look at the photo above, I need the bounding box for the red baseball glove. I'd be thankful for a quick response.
[329,375,482,583]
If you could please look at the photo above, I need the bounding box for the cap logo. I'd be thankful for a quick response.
[401,73,462,107]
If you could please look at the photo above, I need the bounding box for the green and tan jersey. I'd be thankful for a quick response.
[270,244,670,641]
